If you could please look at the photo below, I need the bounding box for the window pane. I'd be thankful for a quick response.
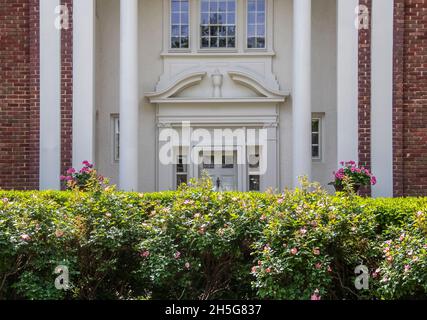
[247,0,266,49]
[312,133,319,145]
[170,0,189,49]
[171,0,180,12]
[312,119,319,132]
[172,25,180,36]
[312,146,319,159]
[249,175,260,191]
[200,0,236,49]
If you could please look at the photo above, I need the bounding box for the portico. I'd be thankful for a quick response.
[35,0,394,196]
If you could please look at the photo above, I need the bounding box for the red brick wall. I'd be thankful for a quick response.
[0,0,39,190]
[61,0,73,179]
[358,0,372,196]
[393,0,427,196]
[0,0,73,190]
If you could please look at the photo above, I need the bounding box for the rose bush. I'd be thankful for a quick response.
[0,182,426,300]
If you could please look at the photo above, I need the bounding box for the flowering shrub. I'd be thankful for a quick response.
[374,211,427,299]
[60,161,110,192]
[0,185,426,300]
[331,161,377,192]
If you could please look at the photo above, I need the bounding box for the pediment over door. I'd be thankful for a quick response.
[145,66,289,104]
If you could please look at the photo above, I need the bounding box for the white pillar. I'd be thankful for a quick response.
[73,0,95,169]
[120,0,139,191]
[292,0,312,187]
[40,0,61,190]
[371,0,394,197]
[336,0,359,164]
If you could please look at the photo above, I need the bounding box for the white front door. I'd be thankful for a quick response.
[199,151,238,191]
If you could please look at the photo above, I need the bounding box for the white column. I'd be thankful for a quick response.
[73,0,95,169]
[40,0,61,190]
[292,0,312,187]
[119,0,139,191]
[336,0,359,164]
[371,0,394,197]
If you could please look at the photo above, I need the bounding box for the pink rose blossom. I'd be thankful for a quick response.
[327,265,333,273]
[313,248,320,256]
[404,265,411,273]
[315,263,322,270]
[251,266,258,273]
[140,250,150,258]
[299,228,307,235]
[174,251,181,259]
[265,268,271,273]
[20,234,31,242]
[185,262,191,270]
[310,289,321,301]
[290,248,298,255]
[66,168,76,175]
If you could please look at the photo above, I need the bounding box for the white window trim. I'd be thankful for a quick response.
[111,114,120,163]
[245,0,266,50]
[168,0,192,52]
[311,113,325,162]
[197,0,238,52]
[244,0,273,52]
[162,0,275,55]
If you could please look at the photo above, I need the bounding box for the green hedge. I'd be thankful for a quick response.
[0,181,426,300]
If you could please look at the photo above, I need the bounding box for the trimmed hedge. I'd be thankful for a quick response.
[0,180,426,300]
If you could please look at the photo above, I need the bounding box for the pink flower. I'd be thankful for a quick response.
[60,175,67,181]
[258,260,263,266]
[404,265,411,273]
[174,251,181,259]
[315,263,322,270]
[399,233,405,241]
[311,289,321,301]
[277,198,284,204]
[313,248,320,256]
[2,198,9,204]
[251,266,258,273]
[185,262,191,270]
[371,176,377,185]
[65,176,73,182]
[387,256,393,263]
[327,265,333,273]
[265,268,271,273]
[82,160,93,168]
[140,250,150,258]
[20,234,31,242]
[66,168,76,175]
[299,228,307,235]
[55,230,64,238]
[417,211,423,217]
[290,248,298,255]
[183,200,191,205]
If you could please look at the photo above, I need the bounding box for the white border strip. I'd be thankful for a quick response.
[72,0,96,169]
[371,0,394,197]
[336,0,359,164]
[39,0,61,190]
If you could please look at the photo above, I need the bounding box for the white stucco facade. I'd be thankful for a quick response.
[79,0,340,193]
[44,0,393,194]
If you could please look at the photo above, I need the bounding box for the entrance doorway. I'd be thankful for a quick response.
[198,151,238,191]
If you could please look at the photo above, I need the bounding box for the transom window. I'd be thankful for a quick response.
[171,0,190,49]
[247,0,266,49]
[200,0,236,49]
